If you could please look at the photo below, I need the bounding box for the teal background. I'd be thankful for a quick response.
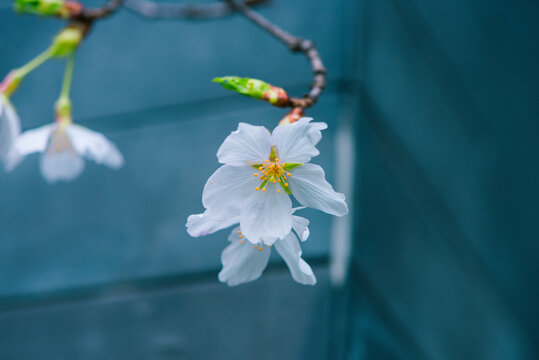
[0,0,538,359]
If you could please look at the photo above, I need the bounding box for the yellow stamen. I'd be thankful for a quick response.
[255,187,260,191]
[239,235,244,238]
[287,173,291,176]
[258,167,263,171]
[275,158,279,162]
[258,247,263,251]
[264,160,269,163]
[277,189,281,193]
[240,240,244,244]
[262,188,267,192]
[285,183,289,187]
[269,245,273,248]
[253,173,258,177]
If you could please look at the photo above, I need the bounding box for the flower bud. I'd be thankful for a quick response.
[14,0,70,17]
[278,107,305,125]
[50,27,83,58]
[213,76,290,107]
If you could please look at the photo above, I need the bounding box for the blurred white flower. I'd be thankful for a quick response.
[6,121,123,183]
[187,117,348,245]
[0,95,21,164]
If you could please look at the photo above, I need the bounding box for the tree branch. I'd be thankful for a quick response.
[124,0,269,20]
[224,0,326,109]
[64,0,124,24]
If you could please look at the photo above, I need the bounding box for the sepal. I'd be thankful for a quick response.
[50,27,83,57]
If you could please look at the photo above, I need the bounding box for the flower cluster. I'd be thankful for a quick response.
[0,27,124,183]
[187,118,348,286]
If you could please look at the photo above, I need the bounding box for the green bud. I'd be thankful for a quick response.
[213,76,271,100]
[50,27,83,58]
[55,96,72,119]
[14,0,68,17]
[213,76,290,107]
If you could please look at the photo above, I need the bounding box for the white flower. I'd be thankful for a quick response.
[5,122,124,183]
[189,208,315,286]
[188,117,348,245]
[0,95,21,164]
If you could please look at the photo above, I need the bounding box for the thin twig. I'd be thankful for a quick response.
[66,0,124,23]
[225,0,326,109]
[124,0,268,20]
[79,0,125,20]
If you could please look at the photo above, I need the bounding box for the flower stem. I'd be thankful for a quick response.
[60,53,76,100]
[55,53,76,121]
[0,46,53,96]
[15,46,54,78]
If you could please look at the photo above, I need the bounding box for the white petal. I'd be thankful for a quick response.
[218,227,271,286]
[186,210,240,237]
[288,164,348,216]
[66,124,124,169]
[201,164,258,220]
[272,121,320,163]
[40,149,85,184]
[217,123,272,166]
[240,182,293,245]
[296,117,327,146]
[5,124,54,172]
[0,97,21,162]
[275,233,316,285]
[292,215,310,241]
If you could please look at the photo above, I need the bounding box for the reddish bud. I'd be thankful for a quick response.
[279,107,305,125]
[261,85,290,107]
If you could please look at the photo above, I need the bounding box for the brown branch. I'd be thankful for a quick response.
[65,0,124,24]
[225,0,326,109]
[124,0,269,20]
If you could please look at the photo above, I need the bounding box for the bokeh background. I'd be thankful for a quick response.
[0,0,538,359]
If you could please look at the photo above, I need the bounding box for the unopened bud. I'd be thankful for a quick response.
[213,76,290,107]
[278,107,305,125]
[14,0,70,17]
[261,85,289,107]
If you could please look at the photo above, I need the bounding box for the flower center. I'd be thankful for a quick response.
[253,157,291,193]
[47,129,73,154]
